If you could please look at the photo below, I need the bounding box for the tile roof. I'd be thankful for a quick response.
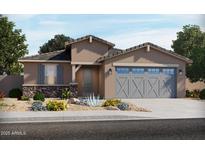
[65,35,115,47]
[96,42,193,64]
[19,49,71,61]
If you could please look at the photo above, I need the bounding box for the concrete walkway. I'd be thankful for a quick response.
[0,99,204,123]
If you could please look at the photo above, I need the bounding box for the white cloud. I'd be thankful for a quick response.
[38,20,67,26]
[5,14,37,21]
[105,28,180,50]
[97,18,165,24]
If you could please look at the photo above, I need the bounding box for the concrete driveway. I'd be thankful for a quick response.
[123,98,205,119]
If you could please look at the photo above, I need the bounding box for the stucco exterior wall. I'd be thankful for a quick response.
[76,65,99,96]
[98,65,105,98]
[23,62,72,85]
[71,39,109,63]
[103,47,187,98]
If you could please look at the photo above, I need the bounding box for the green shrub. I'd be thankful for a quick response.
[199,89,205,100]
[46,100,68,111]
[117,102,129,111]
[0,102,8,109]
[0,91,5,100]
[102,99,121,107]
[186,90,191,97]
[9,88,22,99]
[33,92,45,102]
[61,88,71,99]
[186,90,200,98]
[20,95,30,101]
[31,101,46,111]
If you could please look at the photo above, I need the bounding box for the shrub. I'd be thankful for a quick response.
[199,89,205,100]
[0,91,5,100]
[33,91,45,102]
[117,102,129,111]
[61,88,71,99]
[102,99,121,107]
[186,90,191,97]
[186,90,200,98]
[46,100,68,111]
[0,102,8,109]
[82,95,101,107]
[9,88,22,99]
[20,95,30,101]
[31,101,46,111]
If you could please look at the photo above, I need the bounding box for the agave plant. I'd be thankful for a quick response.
[83,93,101,107]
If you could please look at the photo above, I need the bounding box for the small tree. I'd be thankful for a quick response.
[172,25,205,82]
[39,34,74,54]
[0,15,28,75]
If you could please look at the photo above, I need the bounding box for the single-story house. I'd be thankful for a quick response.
[19,35,192,98]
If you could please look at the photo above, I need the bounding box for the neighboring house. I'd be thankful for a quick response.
[19,35,192,98]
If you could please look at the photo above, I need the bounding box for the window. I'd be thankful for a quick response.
[44,64,57,85]
[116,67,129,74]
[148,68,159,74]
[132,68,144,74]
[148,68,160,74]
[162,68,175,75]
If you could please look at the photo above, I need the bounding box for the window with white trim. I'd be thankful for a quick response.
[44,64,57,85]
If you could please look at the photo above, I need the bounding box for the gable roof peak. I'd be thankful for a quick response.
[65,35,115,47]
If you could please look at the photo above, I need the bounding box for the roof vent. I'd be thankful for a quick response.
[146,45,150,52]
[89,36,92,43]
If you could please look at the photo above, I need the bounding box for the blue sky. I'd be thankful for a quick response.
[6,14,204,55]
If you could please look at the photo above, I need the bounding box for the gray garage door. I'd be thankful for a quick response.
[116,67,176,98]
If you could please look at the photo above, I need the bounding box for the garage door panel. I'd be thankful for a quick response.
[130,76,145,98]
[160,77,176,98]
[146,77,160,98]
[116,76,130,98]
[115,67,176,98]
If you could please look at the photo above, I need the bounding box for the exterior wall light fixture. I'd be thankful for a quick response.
[179,69,183,75]
[108,68,112,75]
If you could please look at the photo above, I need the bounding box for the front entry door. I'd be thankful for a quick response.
[83,69,93,96]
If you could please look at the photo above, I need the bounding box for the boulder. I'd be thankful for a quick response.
[69,98,81,104]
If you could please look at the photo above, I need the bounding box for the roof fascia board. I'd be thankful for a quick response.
[71,62,101,65]
[18,60,71,63]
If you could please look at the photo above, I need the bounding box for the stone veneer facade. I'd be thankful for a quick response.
[23,84,78,98]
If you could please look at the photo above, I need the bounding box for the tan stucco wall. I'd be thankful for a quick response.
[103,47,187,98]
[71,39,109,63]
[98,65,105,98]
[186,78,205,91]
[23,62,72,84]
[76,65,99,96]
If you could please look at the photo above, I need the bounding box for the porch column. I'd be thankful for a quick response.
[72,64,82,83]
[72,65,76,82]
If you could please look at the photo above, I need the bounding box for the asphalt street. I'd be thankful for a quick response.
[0,118,205,139]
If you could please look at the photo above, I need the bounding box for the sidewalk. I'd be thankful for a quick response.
[0,108,205,123]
